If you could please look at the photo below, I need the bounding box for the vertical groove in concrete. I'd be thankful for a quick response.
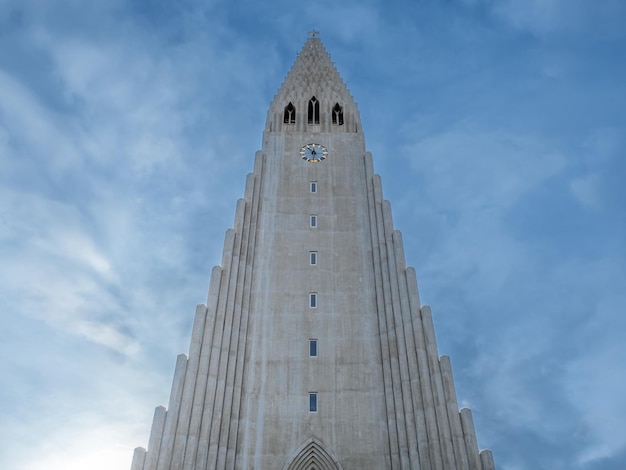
[411,303,443,470]
[144,406,166,470]
[226,173,260,458]
[205,195,251,467]
[213,171,259,469]
[364,154,395,468]
[421,307,457,469]
[389,238,421,470]
[393,234,426,469]
[195,198,247,469]
[407,278,443,470]
[380,206,415,469]
[373,173,404,469]
[131,447,146,470]
[159,312,203,470]
[182,228,235,469]
[404,267,432,470]
[234,152,268,467]
[460,408,482,470]
[156,353,188,469]
[480,449,495,470]
[229,154,265,468]
[440,355,470,470]
[169,355,190,411]
[170,268,220,469]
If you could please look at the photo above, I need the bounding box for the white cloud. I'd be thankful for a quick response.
[470,0,626,38]
[404,122,566,211]
[565,340,626,465]
[493,0,563,33]
[0,70,83,170]
[1,1,624,469]
[39,36,186,174]
[570,173,601,210]
[582,128,623,163]
[304,1,382,44]
[3,360,163,470]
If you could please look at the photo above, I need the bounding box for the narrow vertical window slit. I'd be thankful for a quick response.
[309,393,318,412]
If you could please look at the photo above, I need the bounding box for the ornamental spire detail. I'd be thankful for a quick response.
[266,36,361,134]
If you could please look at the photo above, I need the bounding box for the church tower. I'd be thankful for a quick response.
[132,35,495,470]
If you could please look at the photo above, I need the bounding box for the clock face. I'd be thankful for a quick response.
[300,143,328,163]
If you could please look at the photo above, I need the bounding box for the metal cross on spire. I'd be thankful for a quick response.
[308,30,320,37]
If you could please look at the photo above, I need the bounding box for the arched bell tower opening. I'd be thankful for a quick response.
[331,103,343,125]
[284,102,296,124]
[307,96,320,124]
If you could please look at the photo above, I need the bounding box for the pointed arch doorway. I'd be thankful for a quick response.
[283,438,343,470]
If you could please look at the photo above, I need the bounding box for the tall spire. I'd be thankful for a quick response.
[266,36,361,134]
[132,35,495,470]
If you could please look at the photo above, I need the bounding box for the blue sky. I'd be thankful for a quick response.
[1,0,625,468]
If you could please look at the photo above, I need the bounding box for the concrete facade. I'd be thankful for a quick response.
[132,36,495,470]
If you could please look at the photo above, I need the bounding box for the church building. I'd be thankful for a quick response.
[131,34,495,470]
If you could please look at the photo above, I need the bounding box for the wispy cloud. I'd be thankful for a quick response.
[1,1,624,469]
[404,122,566,210]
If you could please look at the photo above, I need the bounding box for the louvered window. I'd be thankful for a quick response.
[284,102,296,124]
[332,103,344,125]
[308,96,320,124]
